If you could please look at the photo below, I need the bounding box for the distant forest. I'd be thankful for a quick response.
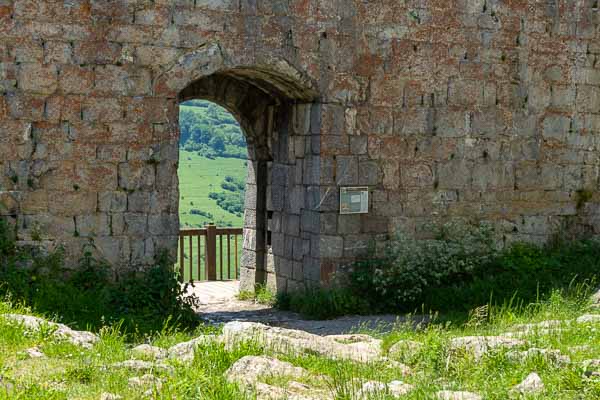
[179,99,247,159]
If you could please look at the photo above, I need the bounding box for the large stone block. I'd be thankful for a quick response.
[48,191,96,216]
[336,156,359,185]
[98,191,127,213]
[76,214,111,237]
[118,162,155,191]
[542,115,571,140]
[148,213,178,236]
[95,65,152,96]
[319,235,343,258]
[18,63,57,95]
[58,65,94,94]
[124,213,148,236]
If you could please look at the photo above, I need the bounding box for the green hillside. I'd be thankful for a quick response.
[179,100,247,159]
[178,99,248,229]
[177,100,248,281]
[178,151,247,229]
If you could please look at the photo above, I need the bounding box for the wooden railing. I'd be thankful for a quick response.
[178,224,243,282]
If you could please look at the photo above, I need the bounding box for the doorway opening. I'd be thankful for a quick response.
[177,99,248,282]
[166,62,318,294]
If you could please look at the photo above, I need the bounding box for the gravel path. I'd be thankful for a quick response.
[185,281,427,335]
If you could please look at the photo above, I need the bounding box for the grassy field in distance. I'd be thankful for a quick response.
[178,150,247,229]
[177,150,247,281]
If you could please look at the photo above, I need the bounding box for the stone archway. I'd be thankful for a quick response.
[156,45,321,293]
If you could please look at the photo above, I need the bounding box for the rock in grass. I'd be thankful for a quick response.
[223,322,383,363]
[569,345,591,353]
[576,314,600,324]
[100,393,123,400]
[583,359,600,379]
[506,348,570,366]
[0,376,14,395]
[325,334,379,345]
[385,360,413,377]
[128,374,163,394]
[357,381,387,397]
[24,346,46,359]
[388,381,415,397]
[2,314,98,348]
[358,380,415,398]
[110,360,174,374]
[131,344,167,360]
[167,335,219,363]
[436,390,482,400]
[254,381,331,400]
[511,372,544,395]
[512,320,568,332]
[226,356,308,386]
[448,336,526,360]
[388,340,424,361]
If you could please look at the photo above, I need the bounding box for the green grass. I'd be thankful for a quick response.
[0,285,598,399]
[178,150,247,229]
[177,150,247,281]
[238,284,277,305]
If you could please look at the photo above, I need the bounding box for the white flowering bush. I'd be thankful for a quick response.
[350,222,497,310]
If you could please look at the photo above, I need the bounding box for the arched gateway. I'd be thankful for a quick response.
[159,44,322,292]
[2,1,600,292]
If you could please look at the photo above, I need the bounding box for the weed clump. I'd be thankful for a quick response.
[238,284,277,305]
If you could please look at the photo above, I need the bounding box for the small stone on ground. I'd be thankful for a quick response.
[226,356,309,386]
[1,314,98,348]
[511,372,544,394]
[449,336,526,360]
[131,344,167,360]
[110,360,174,374]
[576,314,600,324]
[436,390,482,400]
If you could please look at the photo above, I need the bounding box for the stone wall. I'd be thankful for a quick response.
[1,0,600,291]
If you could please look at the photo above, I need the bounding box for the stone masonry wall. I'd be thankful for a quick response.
[1,0,600,290]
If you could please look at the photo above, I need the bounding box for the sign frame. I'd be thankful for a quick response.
[339,186,369,215]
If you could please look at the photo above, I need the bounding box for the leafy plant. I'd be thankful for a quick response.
[0,218,200,337]
[238,284,276,305]
[349,222,497,311]
[348,222,600,314]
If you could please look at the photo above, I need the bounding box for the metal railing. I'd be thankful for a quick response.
[178,223,243,282]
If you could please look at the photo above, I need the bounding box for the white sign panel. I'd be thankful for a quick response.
[339,187,369,214]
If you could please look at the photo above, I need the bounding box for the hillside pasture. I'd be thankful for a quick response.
[177,150,247,281]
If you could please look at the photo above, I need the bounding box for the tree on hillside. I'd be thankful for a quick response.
[179,100,247,159]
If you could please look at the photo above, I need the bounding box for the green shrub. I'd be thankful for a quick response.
[348,222,600,314]
[208,191,244,216]
[0,218,199,337]
[349,222,497,311]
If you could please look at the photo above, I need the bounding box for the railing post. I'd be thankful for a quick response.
[179,232,185,282]
[206,223,217,281]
